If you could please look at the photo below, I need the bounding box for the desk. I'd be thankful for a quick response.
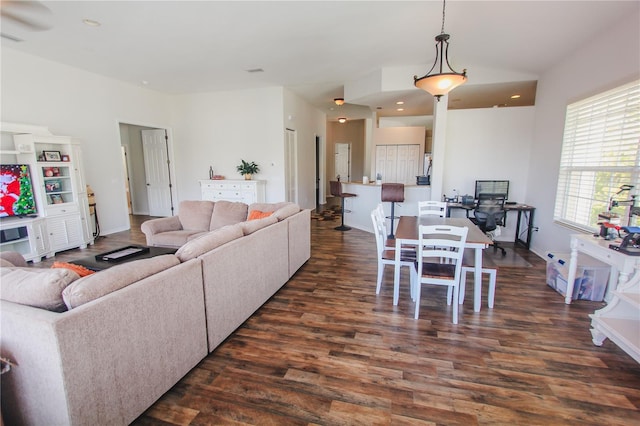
[566,234,640,304]
[447,202,536,249]
[394,216,493,312]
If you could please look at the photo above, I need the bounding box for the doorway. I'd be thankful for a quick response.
[119,123,175,227]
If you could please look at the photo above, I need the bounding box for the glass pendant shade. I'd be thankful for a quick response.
[414,72,467,98]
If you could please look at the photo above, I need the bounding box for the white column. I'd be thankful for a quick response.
[430,94,449,201]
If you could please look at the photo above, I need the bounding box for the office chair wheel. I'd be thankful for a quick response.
[494,245,507,256]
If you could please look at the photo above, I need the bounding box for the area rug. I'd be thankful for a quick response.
[311,206,341,221]
[483,246,533,268]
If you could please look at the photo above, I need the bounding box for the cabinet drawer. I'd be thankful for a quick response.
[46,203,79,216]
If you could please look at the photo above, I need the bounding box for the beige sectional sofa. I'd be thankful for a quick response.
[0,201,310,425]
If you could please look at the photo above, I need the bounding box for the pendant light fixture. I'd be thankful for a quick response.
[414,0,467,100]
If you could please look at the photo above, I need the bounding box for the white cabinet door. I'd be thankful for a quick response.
[47,213,84,253]
[375,144,421,184]
[28,218,48,256]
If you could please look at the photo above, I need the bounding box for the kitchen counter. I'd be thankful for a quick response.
[339,182,431,232]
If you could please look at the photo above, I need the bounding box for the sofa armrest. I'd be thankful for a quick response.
[141,216,182,245]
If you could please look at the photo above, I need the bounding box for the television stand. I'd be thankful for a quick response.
[0,216,47,263]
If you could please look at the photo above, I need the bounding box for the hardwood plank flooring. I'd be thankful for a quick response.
[24,214,640,424]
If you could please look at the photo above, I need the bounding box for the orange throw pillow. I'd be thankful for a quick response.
[52,262,96,277]
[248,210,273,221]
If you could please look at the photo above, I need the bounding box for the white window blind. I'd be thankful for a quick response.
[554,80,640,232]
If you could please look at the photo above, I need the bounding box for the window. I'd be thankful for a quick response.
[554,80,640,232]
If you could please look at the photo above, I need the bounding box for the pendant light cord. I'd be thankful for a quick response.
[441,0,446,34]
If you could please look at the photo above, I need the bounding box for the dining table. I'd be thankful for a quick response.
[393,216,494,312]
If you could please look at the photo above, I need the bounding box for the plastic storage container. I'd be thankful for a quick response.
[545,252,610,301]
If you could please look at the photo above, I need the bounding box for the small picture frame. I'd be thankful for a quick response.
[50,194,63,204]
[61,154,70,162]
[43,150,62,161]
[45,180,61,193]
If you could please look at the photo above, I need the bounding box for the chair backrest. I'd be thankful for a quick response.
[330,181,343,197]
[417,224,468,280]
[418,200,447,217]
[370,209,386,255]
[474,193,506,232]
[381,183,404,202]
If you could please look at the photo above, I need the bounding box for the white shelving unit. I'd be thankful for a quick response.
[14,134,93,256]
[200,179,265,204]
[0,132,93,260]
[590,271,640,363]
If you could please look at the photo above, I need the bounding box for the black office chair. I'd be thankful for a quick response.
[472,193,507,256]
[329,180,356,231]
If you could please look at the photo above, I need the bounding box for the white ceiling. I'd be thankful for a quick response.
[2,1,638,121]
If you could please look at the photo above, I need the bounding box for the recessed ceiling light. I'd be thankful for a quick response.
[83,19,101,27]
[510,94,521,99]
[396,101,404,105]
[338,117,347,123]
[397,108,404,111]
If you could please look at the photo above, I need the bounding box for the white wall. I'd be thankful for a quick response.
[283,88,327,209]
[444,107,535,202]
[169,87,285,202]
[1,48,173,234]
[526,12,640,257]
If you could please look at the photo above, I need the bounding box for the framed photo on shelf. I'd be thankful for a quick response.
[61,154,70,162]
[43,150,62,161]
[50,194,63,204]
[45,180,61,193]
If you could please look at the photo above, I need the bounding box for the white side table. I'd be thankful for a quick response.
[566,234,640,304]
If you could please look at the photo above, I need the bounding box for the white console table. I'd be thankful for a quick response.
[566,234,639,304]
[200,179,265,204]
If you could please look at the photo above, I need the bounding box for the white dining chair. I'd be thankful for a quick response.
[371,209,416,296]
[412,224,468,324]
[418,200,447,217]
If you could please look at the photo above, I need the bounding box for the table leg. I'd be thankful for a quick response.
[474,247,483,312]
[394,239,401,306]
[565,239,579,304]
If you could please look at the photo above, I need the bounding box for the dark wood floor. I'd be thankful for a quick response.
[32,214,640,424]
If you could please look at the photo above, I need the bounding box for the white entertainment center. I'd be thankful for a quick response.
[0,123,93,262]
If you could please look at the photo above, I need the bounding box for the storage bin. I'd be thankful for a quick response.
[545,252,610,301]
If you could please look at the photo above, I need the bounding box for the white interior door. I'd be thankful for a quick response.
[335,142,351,181]
[285,129,298,203]
[141,129,172,217]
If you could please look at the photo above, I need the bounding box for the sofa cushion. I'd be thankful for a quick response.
[150,230,208,248]
[176,224,244,262]
[0,267,80,312]
[0,258,14,267]
[273,203,301,220]
[0,251,28,267]
[240,215,278,235]
[178,200,215,231]
[62,254,180,309]
[248,210,273,221]
[210,201,248,230]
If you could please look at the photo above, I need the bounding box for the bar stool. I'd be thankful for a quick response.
[329,180,357,231]
[381,183,404,239]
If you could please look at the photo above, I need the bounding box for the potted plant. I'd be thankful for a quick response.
[236,160,260,180]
